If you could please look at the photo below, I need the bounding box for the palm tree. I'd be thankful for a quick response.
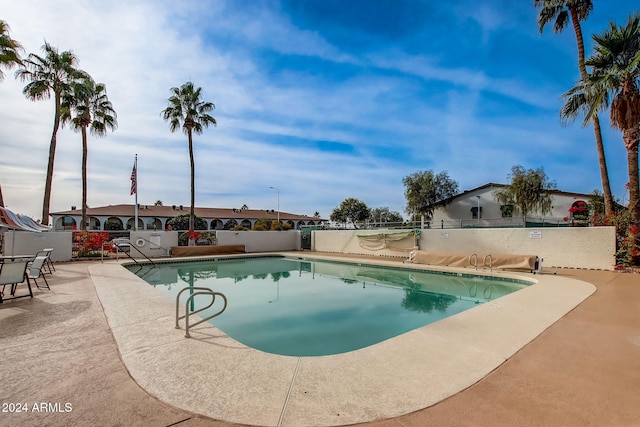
[563,13,640,262]
[535,0,614,215]
[161,81,216,243]
[61,75,117,230]
[0,20,23,81]
[15,42,80,225]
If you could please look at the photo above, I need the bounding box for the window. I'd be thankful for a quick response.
[500,204,514,218]
[470,206,482,219]
[569,200,588,220]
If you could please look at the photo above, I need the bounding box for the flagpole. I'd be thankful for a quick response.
[134,154,138,231]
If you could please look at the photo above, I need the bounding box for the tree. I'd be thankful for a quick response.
[403,170,458,222]
[16,42,81,224]
[369,207,404,225]
[166,214,207,230]
[330,198,370,229]
[61,75,117,230]
[564,13,640,263]
[154,200,163,206]
[535,0,614,216]
[161,81,216,244]
[0,20,22,81]
[495,166,556,218]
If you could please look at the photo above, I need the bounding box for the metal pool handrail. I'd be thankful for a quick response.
[469,253,478,270]
[175,287,228,338]
[483,254,493,271]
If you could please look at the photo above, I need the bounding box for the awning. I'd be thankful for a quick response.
[0,207,50,232]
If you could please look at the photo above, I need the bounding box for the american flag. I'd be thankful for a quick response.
[130,161,137,195]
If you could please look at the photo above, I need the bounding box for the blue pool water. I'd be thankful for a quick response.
[129,256,530,356]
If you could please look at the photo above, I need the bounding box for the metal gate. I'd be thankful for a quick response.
[300,226,320,250]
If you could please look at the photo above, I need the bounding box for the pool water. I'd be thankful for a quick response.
[129,256,530,356]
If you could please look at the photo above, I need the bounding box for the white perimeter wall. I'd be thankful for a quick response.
[312,230,418,259]
[217,230,301,252]
[313,227,616,270]
[129,231,178,258]
[3,231,73,262]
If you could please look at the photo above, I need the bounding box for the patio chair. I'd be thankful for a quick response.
[35,248,55,274]
[27,256,50,290]
[0,260,32,303]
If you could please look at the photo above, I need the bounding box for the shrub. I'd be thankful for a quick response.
[73,231,112,257]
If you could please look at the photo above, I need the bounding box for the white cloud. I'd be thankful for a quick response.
[0,0,631,223]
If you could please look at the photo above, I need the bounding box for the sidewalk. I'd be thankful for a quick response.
[0,261,638,427]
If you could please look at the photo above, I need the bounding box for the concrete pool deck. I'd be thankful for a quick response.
[1,254,639,426]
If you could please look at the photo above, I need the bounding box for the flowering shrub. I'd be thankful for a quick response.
[73,231,113,257]
[177,230,216,246]
[594,210,640,267]
[568,200,589,225]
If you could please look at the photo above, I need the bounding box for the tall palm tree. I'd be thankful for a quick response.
[15,42,80,225]
[61,75,117,230]
[0,20,23,81]
[161,82,216,242]
[563,13,640,262]
[535,0,614,215]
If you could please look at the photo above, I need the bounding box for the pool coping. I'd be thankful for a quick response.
[89,252,596,427]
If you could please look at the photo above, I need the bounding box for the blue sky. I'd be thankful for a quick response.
[0,0,636,221]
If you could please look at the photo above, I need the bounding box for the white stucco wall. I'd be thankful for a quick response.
[2,231,73,261]
[312,230,418,259]
[129,231,178,258]
[313,227,616,270]
[216,230,301,252]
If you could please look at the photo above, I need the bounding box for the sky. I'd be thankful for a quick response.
[0,0,636,222]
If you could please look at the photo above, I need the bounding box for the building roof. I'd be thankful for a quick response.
[50,204,324,221]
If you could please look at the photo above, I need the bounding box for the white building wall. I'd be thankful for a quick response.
[431,187,590,227]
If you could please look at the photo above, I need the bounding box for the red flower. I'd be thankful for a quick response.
[629,225,640,235]
[187,230,200,241]
[563,216,569,222]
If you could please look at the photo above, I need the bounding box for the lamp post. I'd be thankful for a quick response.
[269,186,280,223]
[476,195,481,227]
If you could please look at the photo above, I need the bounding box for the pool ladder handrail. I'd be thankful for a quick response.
[483,254,493,271]
[469,253,478,270]
[175,287,227,338]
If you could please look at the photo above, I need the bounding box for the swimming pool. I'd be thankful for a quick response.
[129,256,531,356]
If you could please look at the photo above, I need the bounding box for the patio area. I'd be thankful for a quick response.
[1,257,639,427]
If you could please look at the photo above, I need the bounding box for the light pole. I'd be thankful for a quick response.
[269,186,280,223]
[475,195,481,227]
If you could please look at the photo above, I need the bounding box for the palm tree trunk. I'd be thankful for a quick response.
[593,115,614,214]
[570,7,614,215]
[81,126,88,231]
[188,129,195,246]
[41,91,61,225]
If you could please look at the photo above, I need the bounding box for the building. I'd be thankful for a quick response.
[50,204,325,231]
[430,183,593,228]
